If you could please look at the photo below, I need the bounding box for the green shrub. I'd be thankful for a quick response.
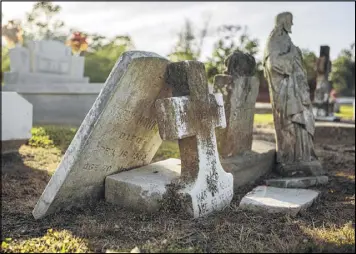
[29,126,77,152]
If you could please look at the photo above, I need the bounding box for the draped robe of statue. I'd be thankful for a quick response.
[263,15,324,177]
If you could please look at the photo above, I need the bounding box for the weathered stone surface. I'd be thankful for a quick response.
[155,61,233,218]
[222,140,276,190]
[33,51,170,219]
[239,186,320,216]
[263,12,324,177]
[215,51,260,158]
[265,176,328,188]
[105,158,181,212]
[1,92,33,154]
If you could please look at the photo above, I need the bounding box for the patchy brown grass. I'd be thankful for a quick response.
[1,125,355,253]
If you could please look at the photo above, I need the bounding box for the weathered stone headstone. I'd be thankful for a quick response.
[1,92,33,154]
[32,51,170,219]
[155,61,234,218]
[313,45,336,120]
[214,51,260,158]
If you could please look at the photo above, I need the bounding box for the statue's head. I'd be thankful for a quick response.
[275,12,293,33]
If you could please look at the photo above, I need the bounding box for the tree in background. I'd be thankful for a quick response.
[330,43,355,97]
[84,35,135,83]
[23,1,67,42]
[168,17,210,62]
[301,49,318,100]
[1,20,24,48]
[1,1,136,84]
[205,25,259,86]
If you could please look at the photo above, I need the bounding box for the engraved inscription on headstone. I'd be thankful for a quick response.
[33,51,170,219]
[155,61,233,218]
[215,51,260,158]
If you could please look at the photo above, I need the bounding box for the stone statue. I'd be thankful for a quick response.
[263,12,325,177]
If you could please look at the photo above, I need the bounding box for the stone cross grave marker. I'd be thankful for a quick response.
[214,51,260,158]
[155,61,234,218]
[33,51,170,219]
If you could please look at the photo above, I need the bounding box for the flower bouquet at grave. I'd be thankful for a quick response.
[66,31,88,56]
[1,20,23,48]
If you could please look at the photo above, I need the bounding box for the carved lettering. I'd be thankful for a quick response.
[132,152,147,161]
[118,132,146,145]
[196,190,207,202]
[119,150,128,158]
[83,163,112,172]
[198,202,208,216]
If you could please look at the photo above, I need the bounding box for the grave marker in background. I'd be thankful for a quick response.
[214,51,260,158]
[1,92,33,154]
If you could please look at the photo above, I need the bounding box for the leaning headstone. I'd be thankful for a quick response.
[1,92,33,154]
[214,50,260,158]
[239,186,320,216]
[32,51,170,219]
[155,61,234,218]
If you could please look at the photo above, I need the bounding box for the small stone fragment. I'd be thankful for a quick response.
[239,186,320,216]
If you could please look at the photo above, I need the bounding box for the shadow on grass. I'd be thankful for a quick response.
[1,142,355,253]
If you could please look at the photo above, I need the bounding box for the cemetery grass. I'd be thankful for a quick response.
[1,125,355,253]
[254,104,355,125]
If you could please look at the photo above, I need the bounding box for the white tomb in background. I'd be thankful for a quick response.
[1,92,33,154]
[4,40,89,85]
[2,40,98,126]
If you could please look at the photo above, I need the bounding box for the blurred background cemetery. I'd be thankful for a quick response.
[1,1,355,253]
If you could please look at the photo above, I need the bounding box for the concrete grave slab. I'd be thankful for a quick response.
[105,158,181,212]
[32,51,170,219]
[239,186,320,216]
[1,92,33,154]
[265,176,328,188]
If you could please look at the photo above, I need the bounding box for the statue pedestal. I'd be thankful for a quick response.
[276,160,325,177]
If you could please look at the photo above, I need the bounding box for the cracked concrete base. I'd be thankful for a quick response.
[105,158,181,213]
[239,186,320,216]
[222,140,276,190]
[265,176,328,188]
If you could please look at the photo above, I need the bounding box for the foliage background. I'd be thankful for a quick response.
[1,1,355,97]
